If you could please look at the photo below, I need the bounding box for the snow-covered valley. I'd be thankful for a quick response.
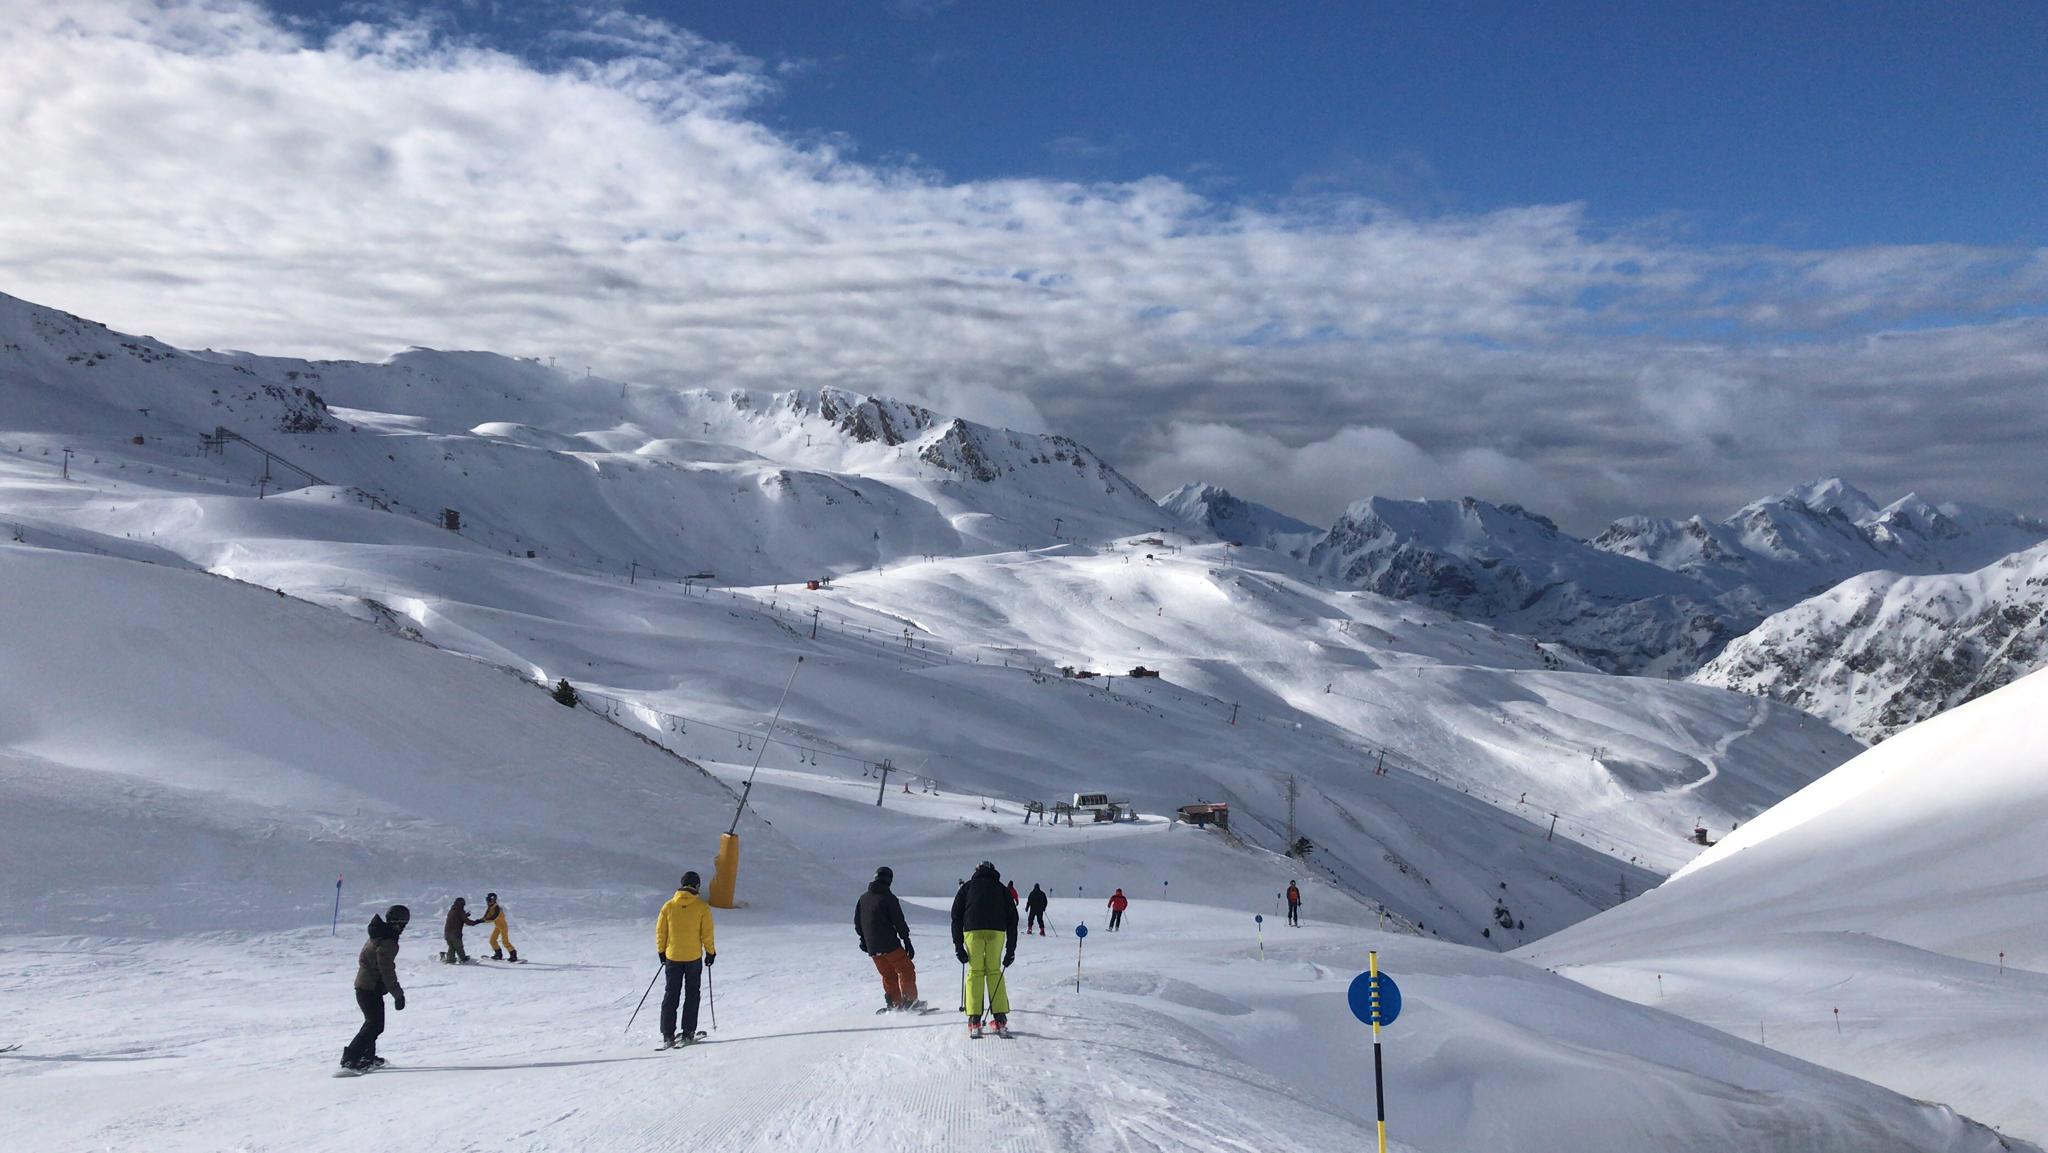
[3,291,2041,1151]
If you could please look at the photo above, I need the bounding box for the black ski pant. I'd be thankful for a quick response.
[343,987,384,1065]
[444,930,468,962]
[1287,902,1300,927]
[1027,908,1045,935]
[1109,909,1123,931]
[660,958,703,1042]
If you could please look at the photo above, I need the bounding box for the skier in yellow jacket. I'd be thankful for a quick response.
[479,892,517,962]
[655,871,718,1048]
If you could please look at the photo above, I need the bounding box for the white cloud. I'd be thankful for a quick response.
[1,1,2044,529]
[1142,423,1568,527]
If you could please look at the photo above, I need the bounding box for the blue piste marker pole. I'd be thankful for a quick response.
[332,875,342,936]
[1255,914,1264,960]
[1074,923,1089,992]
[1347,952,1403,1153]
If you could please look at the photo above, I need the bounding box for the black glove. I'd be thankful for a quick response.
[903,942,915,961]
[392,992,406,1011]
[1002,950,1015,969]
[954,946,970,965]
[704,952,716,967]
[658,952,667,965]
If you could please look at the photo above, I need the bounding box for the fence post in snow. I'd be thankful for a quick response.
[332,875,342,936]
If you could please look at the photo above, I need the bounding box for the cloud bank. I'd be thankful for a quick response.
[3,1,2044,530]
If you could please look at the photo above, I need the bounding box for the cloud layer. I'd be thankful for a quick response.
[4,1,2045,529]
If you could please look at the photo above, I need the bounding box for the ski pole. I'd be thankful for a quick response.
[626,960,662,1034]
[707,962,716,1032]
[958,959,967,1012]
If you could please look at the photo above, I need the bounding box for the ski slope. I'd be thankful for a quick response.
[1525,669,2048,1144]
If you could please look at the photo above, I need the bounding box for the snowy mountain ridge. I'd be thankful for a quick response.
[0,292,1166,586]
[1693,539,2048,741]
[1164,474,2045,675]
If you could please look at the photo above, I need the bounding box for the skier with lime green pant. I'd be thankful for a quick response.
[950,860,1019,1039]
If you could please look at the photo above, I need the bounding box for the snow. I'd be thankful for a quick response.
[2,289,2036,1149]
[1695,540,2048,741]
[1525,668,2048,1143]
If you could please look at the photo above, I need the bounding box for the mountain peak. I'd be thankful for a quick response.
[1783,477,1880,523]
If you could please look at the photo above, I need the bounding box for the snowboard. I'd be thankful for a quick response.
[876,1003,942,1016]
[333,1062,386,1078]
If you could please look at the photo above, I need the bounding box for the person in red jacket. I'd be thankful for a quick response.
[1007,881,1019,907]
[1107,888,1128,931]
[1286,881,1303,927]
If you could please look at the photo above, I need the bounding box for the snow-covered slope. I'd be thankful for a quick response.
[1158,481,1324,554]
[1525,668,2048,1143]
[1694,541,2048,742]
[0,545,803,933]
[0,292,1164,586]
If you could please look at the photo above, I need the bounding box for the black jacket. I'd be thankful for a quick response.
[855,880,913,956]
[951,864,1018,950]
[1025,885,1048,913]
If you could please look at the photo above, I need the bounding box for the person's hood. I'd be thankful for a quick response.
[671,889,700,908]
[971,862,999,881]
[367,914,398,941]
[867,877,891,894]
[1030,884,1044,892]
[451,897,466,908]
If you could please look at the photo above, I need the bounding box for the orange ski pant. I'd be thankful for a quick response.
[872,948,919,1006]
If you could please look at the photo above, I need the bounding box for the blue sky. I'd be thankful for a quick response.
[6,1,2047,525]
[291,0,2046,248]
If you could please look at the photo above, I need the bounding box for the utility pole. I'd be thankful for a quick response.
[60,447,73,480]
[1053,516,1062,538]
[1228,702,1239,726]
[628,560,638,585]
[1547,813,1559,842]
[810,607,820,639]
[875,759,893,806]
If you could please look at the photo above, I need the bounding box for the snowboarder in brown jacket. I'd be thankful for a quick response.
[341,905,409,1071]
[443,897,475,964]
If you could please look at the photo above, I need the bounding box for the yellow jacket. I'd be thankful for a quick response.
[657,889,716,962]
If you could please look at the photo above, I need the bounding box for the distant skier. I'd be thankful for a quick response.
[1107,888,1128,931]
[1025,883,1048,936]
[1286,882,1302,928]
[1007,880,1019,907]
[951,861,1018,1039]
[479,892,517,962]
[339,904,409,1072]
[442,896,476,964]
[856,866,923,1012]
[655,872,717,1048]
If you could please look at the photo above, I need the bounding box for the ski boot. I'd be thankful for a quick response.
[992,1016,1012,1039]
[967,1017,985,1039]
[507,948,519,963]
[491,949,504,961]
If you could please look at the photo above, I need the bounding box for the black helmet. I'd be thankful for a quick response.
[680,871,701,892]
[486,892,498,903]
[385,904,411,927]
[874,866,894,885]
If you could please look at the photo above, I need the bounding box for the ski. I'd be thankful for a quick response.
[656,1031,708,1050]
[0,1044,22,1054]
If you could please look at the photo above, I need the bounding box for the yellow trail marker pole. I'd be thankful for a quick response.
[1371,949,1387,1153]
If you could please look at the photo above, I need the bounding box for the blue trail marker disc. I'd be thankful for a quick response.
[1075,923,1089,939]
[1347,970,1402,1027]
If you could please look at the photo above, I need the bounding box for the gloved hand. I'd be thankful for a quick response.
[955,946,970,965]
[1002,950,1015,969]
[658,952,667,966]
[392,992,406,1011]
[903,942,915,961]
[704,952,716,967]
[857,936,868,954]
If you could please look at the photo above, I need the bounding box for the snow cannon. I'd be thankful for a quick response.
[713,656,804,910]
[710,832,741,909]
